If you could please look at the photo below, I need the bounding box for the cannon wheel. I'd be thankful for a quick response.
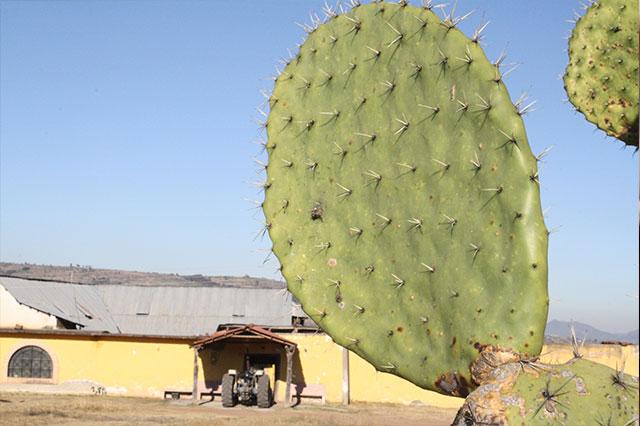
[221,373,236,407]
[256,374,272,408]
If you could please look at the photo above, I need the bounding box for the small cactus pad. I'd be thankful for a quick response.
[564,0,639,146]
[263,2,548,396]
[454,358,640,425]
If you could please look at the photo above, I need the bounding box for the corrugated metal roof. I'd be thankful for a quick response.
[0,277,120,333]
[0,277,298,337]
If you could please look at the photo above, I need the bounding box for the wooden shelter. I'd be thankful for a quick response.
[191,324,297,406]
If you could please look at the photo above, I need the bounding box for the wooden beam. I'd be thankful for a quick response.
[285,345,295,407]
[342,347,350,405]
[192,347,199,404]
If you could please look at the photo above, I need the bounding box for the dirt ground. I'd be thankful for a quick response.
[0,392,458,426]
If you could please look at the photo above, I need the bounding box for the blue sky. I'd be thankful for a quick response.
[0,0,637,332]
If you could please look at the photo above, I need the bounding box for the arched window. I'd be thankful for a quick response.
[7,346,52,379]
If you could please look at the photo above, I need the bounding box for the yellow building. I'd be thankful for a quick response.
[1,277,637,408]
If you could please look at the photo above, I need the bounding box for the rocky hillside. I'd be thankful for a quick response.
[0,262,285,289]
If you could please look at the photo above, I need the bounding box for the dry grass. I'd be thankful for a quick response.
[0,392,457,425]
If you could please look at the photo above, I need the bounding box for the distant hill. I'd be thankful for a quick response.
[0,262,285,289]
[545,320,639,345]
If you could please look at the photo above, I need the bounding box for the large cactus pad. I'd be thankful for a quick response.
[263,2,548,396]
[454,358,640,425]
[564,0,639,146]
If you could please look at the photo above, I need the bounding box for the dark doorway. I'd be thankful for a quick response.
[246,354,280,398]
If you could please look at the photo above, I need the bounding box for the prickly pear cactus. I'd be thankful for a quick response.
[564,0,639,146]
[454,358,640,425]
[262,2,548,396]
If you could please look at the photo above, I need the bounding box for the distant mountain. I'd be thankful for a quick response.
[0,262,285,289]
[545,320,639,344]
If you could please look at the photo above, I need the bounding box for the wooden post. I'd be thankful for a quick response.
[342,347,350,405]
[192,346,199,405]
[285,345,295,407]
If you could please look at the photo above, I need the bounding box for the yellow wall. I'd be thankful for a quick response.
[1,331,638,407]
[0,334,194,397]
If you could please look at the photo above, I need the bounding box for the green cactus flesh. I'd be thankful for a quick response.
[262,2,548,396]
[454,358,640,425]
[564,0,639,146]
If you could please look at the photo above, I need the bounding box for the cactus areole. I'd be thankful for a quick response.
[564,0,639,146]
[262,2,548,396]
